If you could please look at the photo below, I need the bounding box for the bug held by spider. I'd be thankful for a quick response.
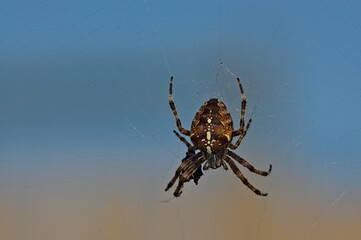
[173,130,203,185]
[165,76,272,197]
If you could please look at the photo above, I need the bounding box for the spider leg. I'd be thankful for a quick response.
[169,76,191,136]
[224,156,268,196]
[232,77,249,137]
[173,130,195,150]
[165,152,202,192]
[174,155,207,197]
[227,150,272,176]
[229,118,252,149]
[173,130,203,184]
[183,151,204,185]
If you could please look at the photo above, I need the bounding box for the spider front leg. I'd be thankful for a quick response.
[173,130,195,150]
[169,76,191,136]
[165,152,202,192]
[227,150,272,176]
[224,156,268,196]
[232,77,248,137]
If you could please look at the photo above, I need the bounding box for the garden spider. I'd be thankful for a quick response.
[165,76,272,197]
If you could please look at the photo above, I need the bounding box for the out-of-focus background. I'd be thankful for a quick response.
[1,1,361,239]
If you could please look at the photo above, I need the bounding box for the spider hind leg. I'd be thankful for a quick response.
[224,156,268,196]
[227,150,272,176]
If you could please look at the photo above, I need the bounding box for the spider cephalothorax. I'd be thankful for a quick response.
[165,76,272,197]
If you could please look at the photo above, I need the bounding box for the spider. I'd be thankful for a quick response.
[165,76,272,197]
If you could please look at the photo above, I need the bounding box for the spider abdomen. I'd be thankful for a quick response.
[190,99,233,153]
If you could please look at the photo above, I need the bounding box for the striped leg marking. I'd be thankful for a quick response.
[224,156,268,196]
[227,150,272,176]
[169,76,190,136]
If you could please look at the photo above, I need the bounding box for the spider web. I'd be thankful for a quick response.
[1,1,361,240]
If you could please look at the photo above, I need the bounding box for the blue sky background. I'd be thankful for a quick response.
[1,1,361,239]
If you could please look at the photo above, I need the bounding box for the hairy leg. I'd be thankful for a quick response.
[229,119,252,149]
[173,130,194,150]
[169,76,190,135]
[232,77,249,137]
[224,156,268,196]
[227,150,272,176]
